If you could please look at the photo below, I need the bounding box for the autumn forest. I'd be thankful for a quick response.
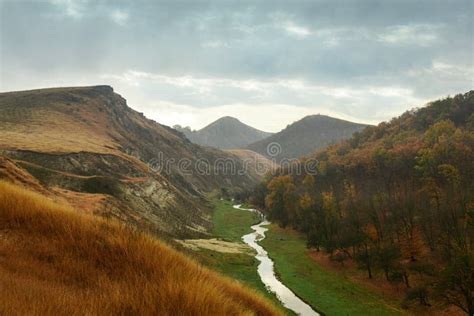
[252,91,474,314]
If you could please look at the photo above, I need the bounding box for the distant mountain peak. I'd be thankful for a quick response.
[176,116,273,149]
[302,114,344,121]
[207,116,242,127]
[218,116,240,121]
[247,114,369,162]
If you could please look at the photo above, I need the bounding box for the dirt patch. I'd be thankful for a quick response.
[177,238,251,254]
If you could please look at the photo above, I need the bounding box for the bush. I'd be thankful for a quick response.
[82,176,121,196]
[402,287,430,308]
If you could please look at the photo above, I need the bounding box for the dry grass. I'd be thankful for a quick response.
[0,108,117,154]
[177,238,251,254]
[0,86,178,155]
[0,181,281,316]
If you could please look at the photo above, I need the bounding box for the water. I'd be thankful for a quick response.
[234,205,320,316]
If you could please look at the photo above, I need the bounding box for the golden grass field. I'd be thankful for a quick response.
[0,180,281,315]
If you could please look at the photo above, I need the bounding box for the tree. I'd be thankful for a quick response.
[265,175,295,227]
[436,248,474,315]
[375,244,401,281]
[252,91,474,313]
[249,182,268,209]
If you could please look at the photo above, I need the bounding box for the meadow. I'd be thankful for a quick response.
[261,225,406,316]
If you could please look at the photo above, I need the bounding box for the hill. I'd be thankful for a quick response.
[247,115,368,162]
[0,180,280,315]
[0,86,258,237]
[253,91,474,315]
[175,116,273,149]
[225,149,277,193]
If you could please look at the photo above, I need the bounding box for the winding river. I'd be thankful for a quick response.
[233,205,319,316]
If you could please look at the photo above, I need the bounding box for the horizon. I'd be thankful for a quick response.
[0,83,458,134]
[1,0,472,132]
[176,109,374,133]
[0,84,379,132]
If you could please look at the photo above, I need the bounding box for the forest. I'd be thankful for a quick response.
[251,91,474,314]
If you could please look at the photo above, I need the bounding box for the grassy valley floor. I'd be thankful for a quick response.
[184,199,407,315]
[260,224,407,316]
[182,200,293,314]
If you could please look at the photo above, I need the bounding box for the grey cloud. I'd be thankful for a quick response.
[0,0,472,130]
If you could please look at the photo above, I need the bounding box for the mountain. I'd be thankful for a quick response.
[0,86,258,237]
[253,91,474,315]
[0,180,279,315]
[175,116,273,149]
[247,114,368,162]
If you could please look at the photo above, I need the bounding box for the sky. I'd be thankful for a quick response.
[1,0,473,132]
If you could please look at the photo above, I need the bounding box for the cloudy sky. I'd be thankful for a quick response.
[1,0,473,132]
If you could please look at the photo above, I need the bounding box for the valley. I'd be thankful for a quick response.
[183,199,405,315]
[0,87,472,315]
[238,204,319,316]
[182,199,287,312]
[2,2,472,315]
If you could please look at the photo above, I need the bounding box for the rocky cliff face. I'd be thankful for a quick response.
[0,86,258,237]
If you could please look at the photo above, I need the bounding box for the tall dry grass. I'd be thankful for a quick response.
[0,181,281,315]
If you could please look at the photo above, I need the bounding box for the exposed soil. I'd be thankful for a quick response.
[177,238,251,254]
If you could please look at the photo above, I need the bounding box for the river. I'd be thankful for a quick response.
[233,205,319,316]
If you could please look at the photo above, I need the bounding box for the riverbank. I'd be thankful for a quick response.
[182,199,407,315]
[183,199,292,314]
[237,205,319,316]
[260,224,406,316]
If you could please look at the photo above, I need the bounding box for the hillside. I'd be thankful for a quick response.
[226,149,277,193]
[253,91,474,315]
[175,116,273,149]
[0,180,280,315]
[0,86,258,237]
[247,115,368,162]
